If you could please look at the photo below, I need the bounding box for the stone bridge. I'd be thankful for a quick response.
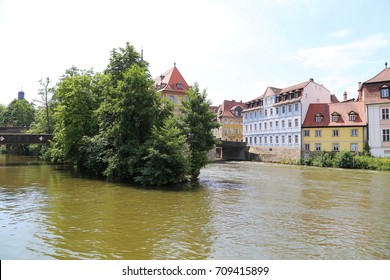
[209,140,249,161]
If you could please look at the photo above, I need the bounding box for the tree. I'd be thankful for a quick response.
[134,116,190,185]
[50,67,100,164]
[179,83,219,180]
[35,77,54,133]
[0,104,6,126]
[2,99,35,128]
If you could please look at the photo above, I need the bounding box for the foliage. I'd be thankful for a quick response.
[134,117,190,185]
[35,77,54,133]
[333,150,355,168]
[50,67,100,165]
[1,99,35,128]
[311,151,333,167]
[179,83,220,180]
[0,104,6,125]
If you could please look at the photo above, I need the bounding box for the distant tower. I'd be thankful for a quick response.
[18,89,25,100]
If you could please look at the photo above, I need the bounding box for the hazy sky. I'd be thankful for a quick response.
[0,0,389,106]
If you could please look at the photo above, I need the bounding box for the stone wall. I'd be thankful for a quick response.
[249,146,301,162]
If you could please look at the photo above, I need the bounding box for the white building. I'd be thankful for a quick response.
[359,65,390,157]
[242,79,331,161]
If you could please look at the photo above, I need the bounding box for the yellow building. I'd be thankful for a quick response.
[214,100,245,141]
[302,101,367,156]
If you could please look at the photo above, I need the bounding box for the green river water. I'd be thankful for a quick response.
[1,154,389,259]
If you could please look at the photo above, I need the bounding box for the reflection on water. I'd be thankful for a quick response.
[0,155,389,259]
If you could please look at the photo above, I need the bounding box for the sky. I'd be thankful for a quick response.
[0,0,389,107]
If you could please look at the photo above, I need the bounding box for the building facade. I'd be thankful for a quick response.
[359,65,390,157]
[242,79,331,161]
[214,100,245,141]
[302,101,366,156]
[154,64,190,114]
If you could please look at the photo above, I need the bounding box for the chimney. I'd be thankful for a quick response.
[358,82,362,90]
[309,78,314,82]
[343,91,347,102]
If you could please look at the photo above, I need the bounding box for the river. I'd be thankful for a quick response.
[0,154,389,260]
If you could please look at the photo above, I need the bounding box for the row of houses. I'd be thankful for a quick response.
[153,63,390,160]
[213,65,390,160]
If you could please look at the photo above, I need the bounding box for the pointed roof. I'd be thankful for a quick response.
[362,67,390,85]
[154,64,190,93]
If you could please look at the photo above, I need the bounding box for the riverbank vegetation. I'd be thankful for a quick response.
[0,43,219,185]
[293,150,390,171]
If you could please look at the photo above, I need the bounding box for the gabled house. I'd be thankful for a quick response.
[154,64,190,114]
[214,100,245,141]
[302,101,366,156]
[358,64,390,157]
[242,78,331,161]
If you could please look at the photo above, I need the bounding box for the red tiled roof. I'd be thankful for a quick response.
[363,68,390,85]
[154,65,190,93]
[218,100,246,117]
[279,80,311,94]
[303,102,366,127]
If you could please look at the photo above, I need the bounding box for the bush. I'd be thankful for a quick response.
[311,151,333,167]
[333,150,354,168]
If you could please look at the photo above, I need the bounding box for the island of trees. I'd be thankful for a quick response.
[0,43,219,186]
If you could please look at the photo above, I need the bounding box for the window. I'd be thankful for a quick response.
[259,136,262,144]
[265,109,268,117]
[230,128,234,135]
[282,106,286,114]
[275,121,279,129]
[224,128,228,136]
[381,86,389,98]
[295,118,299,127]
[332,129,339,137]
[225,118,228,124]
[315,143,321,151]
[350,143,358,152]
[315,113,323,123]
[230,119,234,124]
[282,135,285,144]
[315,130,322,137]
[264,122,267,130]
[304,130,310,137]
[254,124,257,131]
[349,112,357,121]
[276,107,279,115]
[270,109,273,116]
[288,135,292,144]
[295,135,299,144]
[259,123,262,131]
[383,129,390,142]
[270,122,273,129]
[264,136,267,144]
[304,144,310,151]
[250,124,252,132]
[382,108,389,120]
[288,105,292,113]
[332,113,340,122]
[282,120,285,128]
[333,143,339,151]
[294,103,299,112]
[288,120,292,128]
[236,128,239,135]
[245,125,248,133]
[270,136,273,144]
[169,95,175,103]
[275,136,279,144]
[351,129,358,137]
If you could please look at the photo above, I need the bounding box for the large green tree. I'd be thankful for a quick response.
[179,83,219,180]
[50,67,100,165]
[1,99,35,128]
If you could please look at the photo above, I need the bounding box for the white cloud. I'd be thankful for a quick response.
[331,28,352,38]
[291,33,389,70]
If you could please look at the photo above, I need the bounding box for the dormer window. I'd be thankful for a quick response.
[381,85,389,98]
[349,111,358,122]
[176,81,183,90]
[331,112,340,122]
[315,113,323,123]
